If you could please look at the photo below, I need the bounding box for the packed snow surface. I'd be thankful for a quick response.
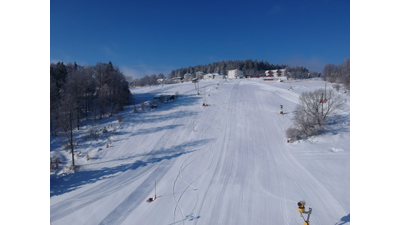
[50,79,350,225]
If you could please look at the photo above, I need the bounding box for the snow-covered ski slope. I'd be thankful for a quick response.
[50,78,350,225]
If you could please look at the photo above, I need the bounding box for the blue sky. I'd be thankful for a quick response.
[51,0,349,78]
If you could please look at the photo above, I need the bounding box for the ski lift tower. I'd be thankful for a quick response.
[192,78,200,95]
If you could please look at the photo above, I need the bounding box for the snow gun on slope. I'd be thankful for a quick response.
[279,105,284,115]
[297,200,312,225]
[146,180,157,203]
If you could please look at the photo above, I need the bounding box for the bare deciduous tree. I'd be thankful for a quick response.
[98,84,110,118]
[56,93,77,167]
[322,64,340,83]
[63,69,86,130]
[339,57,350,90]
[298,87,345,126]
[287,86,345,141]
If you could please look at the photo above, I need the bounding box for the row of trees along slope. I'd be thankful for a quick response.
[50,61,131,168]
[322,57,350,90]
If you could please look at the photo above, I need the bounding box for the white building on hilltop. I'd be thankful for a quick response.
[264,68,287,81]
[227,69,244,79]
[203,73,226,79]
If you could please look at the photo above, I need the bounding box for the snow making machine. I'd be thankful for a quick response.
[297,200,312,225]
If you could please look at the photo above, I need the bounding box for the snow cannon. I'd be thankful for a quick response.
[297,201,306,213]
[297,200,312,224]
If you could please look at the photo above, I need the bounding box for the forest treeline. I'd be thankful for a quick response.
[129,59,326,87]
[169,59,286,78]
[50,61,131,136]
[321,57,350,90]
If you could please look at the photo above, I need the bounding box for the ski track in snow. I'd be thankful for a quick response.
[192,82,238,225]
[172,111,220,224]
[99,90,204,225]
[170,82,223,224]
[50,79,350,225]
[194,82,243,224]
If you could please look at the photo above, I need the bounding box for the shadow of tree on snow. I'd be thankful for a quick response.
[50,139,212,197]
[336,214,350,225]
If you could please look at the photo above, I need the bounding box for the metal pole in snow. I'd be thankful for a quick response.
[306,208,312,222]
[155,180,157,199]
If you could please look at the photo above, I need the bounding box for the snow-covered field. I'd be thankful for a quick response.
[50,78,350,225]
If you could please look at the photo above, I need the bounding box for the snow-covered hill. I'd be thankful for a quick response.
[50,78,350,225]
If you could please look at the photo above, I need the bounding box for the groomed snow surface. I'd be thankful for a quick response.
[50,79,350,225]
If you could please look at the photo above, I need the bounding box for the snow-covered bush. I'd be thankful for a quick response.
[292,105,323,136]
[333,83,341,92]
[50,157,61,172]
[65,164,79,173]
[84,125,102,140]
[287,87,344,141]
[102,127,108,134]
[285,127,301,142]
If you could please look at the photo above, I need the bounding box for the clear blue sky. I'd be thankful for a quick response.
[50,0,349,78]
